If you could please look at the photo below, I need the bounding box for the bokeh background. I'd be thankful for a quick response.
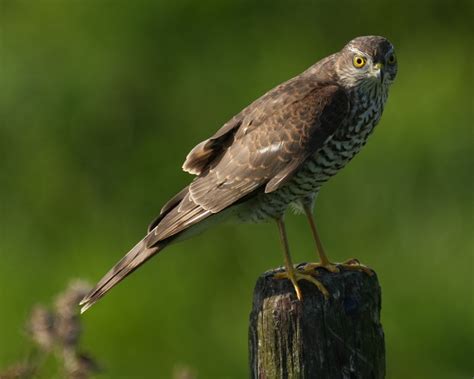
[1,1,472,378]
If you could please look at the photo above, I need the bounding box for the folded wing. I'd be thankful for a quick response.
[186,81,349,214]
[81,78,348,312]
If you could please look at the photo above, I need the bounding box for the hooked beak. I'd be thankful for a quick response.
[374,62,384,83]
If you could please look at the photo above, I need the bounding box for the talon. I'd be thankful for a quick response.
[273,271,290,280]
[304,262,339,274]
[274,270,329,300]
[342,258,360,265]
[293,279,303,301]
[337,260,374,276]
[303,259,373,276]
[298,272,329,298]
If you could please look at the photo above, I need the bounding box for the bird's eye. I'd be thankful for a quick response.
[353,55,366,68]
[387,54,396,64]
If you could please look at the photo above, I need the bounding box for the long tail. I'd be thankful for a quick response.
[79,236,166,313]
[80,190,213,314]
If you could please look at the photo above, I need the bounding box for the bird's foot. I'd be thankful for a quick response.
[273,269,329,300]
[303,258,374,276]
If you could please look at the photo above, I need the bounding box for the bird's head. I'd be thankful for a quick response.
[335,36,397,90]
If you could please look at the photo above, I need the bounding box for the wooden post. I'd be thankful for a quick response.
[249,264,385,379]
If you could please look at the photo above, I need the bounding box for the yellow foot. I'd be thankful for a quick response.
[274,269,329,300]
[303,259,374,276]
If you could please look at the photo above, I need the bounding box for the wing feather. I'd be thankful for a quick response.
[147,186,190,232]
[182,116,242,175]
[81,60,346,312]
[145,193,212,247]
[187,82,348,213]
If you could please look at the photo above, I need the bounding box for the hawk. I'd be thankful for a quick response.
[80,35,397,312]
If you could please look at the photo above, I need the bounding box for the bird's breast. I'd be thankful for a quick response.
[236,90,388,223]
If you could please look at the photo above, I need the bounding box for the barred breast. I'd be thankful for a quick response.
[236,87,388,223]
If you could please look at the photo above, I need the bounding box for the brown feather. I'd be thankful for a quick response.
[147,186,190,232]
[80,237,166,313]
[81,55,350,312]
[182,116,242,175]
[146,193,212,247]
[188,82,348,213]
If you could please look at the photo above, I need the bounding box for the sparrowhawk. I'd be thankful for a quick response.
[80,35,397,312]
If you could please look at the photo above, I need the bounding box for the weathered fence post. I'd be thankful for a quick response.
[249,264,385,379]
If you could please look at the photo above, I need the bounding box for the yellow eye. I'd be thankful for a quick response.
[353,55,366,68]
[387,54,396,64]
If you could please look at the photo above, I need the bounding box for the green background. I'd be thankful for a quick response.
[1,1,472,378]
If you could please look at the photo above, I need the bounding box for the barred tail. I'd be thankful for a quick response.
[80,187,214,313]
[79,237,166,313]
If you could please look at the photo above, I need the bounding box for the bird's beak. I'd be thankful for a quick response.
[374,62,384,70]
[374,62,384,83]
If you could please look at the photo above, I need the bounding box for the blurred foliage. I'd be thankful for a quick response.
[0,280,99,379]
[0,0,472,378]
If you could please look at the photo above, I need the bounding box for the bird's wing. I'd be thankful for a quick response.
[182,74,333,176]
[81,80,348,311]
[147,80,348,247]
[182,115,243,175]
[187,81,349,214]
[147,185,189,232]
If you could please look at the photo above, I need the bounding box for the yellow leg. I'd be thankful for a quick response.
[273,217,329,300]
[303,204,333,268]
[303,205,373,276]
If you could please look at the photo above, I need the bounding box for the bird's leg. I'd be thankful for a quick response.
[304,204,333,269]
[302,205,373,276]
[273,216,329,300]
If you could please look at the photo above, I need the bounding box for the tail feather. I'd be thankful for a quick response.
[80,189,214,314]
[79,237,164,313]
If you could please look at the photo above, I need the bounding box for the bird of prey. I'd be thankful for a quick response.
[80,35,397,313]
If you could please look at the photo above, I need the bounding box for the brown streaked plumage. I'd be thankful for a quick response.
[80,35,397,312]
